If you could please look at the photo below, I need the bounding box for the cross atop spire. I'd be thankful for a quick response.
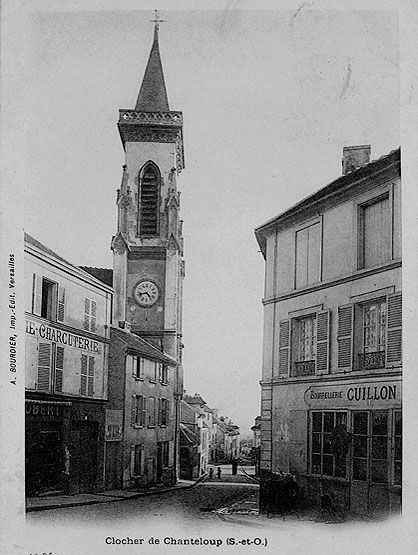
[150,9,165,36]
[135,10,169,112]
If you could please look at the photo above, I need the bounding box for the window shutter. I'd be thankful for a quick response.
[37,342,51,391]
[33,274,42,316]
[316,310,330,375]
[91,300,97,333]
[55,346,64,393]
[142,396,147,427]
[57,286,65,323]
[131,395,137,426]
[159,363,163,382]
[80,354,88,395]
[158,398,162,426]
[88,356,95,396]
[337,305,353,372]
[386,292,402,367]
[84,298,90,331]
[278,320,290,376]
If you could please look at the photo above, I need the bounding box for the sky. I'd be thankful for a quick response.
[23,3,399,436]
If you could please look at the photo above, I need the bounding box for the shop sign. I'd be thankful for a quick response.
[305,380,402,409]
[25,400,70,418]
[105,410,123,441]
[26,319,101,354]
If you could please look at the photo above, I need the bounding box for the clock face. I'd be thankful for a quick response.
[134,280,160,307]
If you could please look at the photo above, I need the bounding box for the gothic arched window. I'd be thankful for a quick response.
[139,163,160,236]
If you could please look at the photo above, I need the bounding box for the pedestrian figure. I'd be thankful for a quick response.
[62,444,71,495]
[209,467,214,479]
[231,458,238,476]
[217,467,222,479]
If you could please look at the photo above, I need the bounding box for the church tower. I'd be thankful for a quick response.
[112,14,185,365]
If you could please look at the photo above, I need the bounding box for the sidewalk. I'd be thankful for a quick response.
[26,479,196,513]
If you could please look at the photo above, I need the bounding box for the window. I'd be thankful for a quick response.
[353,410,389,484]
[159,441,169,467]
[295,222,320,288]
[311,411,348,478]
[133,445,144,476]
[359,300,386,370]
[292,316,316,377]
[130,356,144,379]
[83,298,97,333]
[37,342,52,391]
[359,195,391,269]
[132,395,146,427]
[287,310,329,377]
[139,163,159,236]
[80,354,95,396]
[393,411,402,486]
[149,361,158,382]
[33,275,66,323]
[159,398,169,426]
[148,397,156,427]
[337,293,402,372]
[160,364,169,384]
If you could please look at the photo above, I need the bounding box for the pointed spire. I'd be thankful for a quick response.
[135,11,169,112]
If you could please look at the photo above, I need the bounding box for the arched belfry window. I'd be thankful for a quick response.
[139,163,160,236]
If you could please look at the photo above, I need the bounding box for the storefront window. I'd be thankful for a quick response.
[353,410,389,484]
[311,411,347,478]
[394,411,402,486]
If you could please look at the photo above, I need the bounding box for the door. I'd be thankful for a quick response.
[156,442,163,482]
[72,420,99,493]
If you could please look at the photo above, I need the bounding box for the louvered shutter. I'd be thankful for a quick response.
[337,305,353,372]
[90,300,97,333]
[33,274,42,316]
[142,396,147,427]
[131,395,137,426]
[80,354,88,395]
[316,310,330,374]
[386,293,402,367]
[57,286,65,323]
[158,398,162,426]
[55,346,64,393]
[278,320,290,376]
[88,356,95,396]
[37,342,51,391]
[84,298,90,331]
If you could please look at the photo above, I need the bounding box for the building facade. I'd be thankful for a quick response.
[105,326,180,489]
[25,234,112,496]
[255,147,401,515]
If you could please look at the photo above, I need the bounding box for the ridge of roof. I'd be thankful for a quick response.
[80,267,113,287]
[111,326,178,365]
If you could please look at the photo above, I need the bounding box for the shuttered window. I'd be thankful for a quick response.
[55,346,64,393]
[80,354,88,396]
[57,286,65,323]
[295,222,320,288]
[88,356,95,396]
[32,274,42,316]
[84,298,97,332]
[37,342,52,391]
[160,364,169,384]
[316,310,330,374]
[139,164,159,236]
[132,395,146,426]
[148,397,156,426]
[360,195,391,269]
[159,398,169,426]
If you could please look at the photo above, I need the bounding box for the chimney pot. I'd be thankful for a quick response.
[342,145,371,175]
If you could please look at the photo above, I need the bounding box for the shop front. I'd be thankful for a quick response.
[25,396,106,496]
[300,377,402,514]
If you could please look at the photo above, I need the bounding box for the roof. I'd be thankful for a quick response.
[111,326,178,365]
[25,233,112,291]
[135,26,169,111]
[183,394,207,406]
[255,147,400,255]
[81,267,113,287]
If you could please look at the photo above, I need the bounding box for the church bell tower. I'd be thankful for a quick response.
[112,13,185,363]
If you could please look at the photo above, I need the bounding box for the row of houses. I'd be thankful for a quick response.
[179,393,240,480]
[255,145,402,515]
[25,233,182,495]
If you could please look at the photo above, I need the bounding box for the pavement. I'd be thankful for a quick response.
[26,478,197,512]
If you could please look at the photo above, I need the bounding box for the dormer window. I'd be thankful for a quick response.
[139,163,160,236]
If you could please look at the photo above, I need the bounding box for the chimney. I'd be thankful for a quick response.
[342,145,371,175]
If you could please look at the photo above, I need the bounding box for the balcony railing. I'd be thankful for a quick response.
[292,360,316,377]
[358,351,385,370]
